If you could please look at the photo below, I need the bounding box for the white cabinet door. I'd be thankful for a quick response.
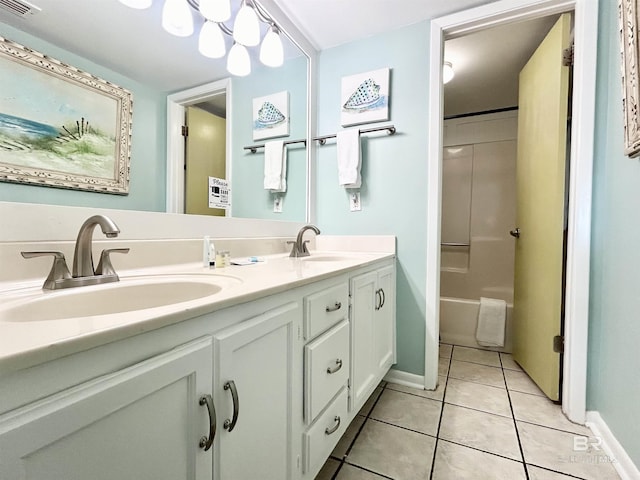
[374,264,396,372]
[213,302,299,480]
[350,270,378,410]
[350,264,396,412]
[0,337,214,480]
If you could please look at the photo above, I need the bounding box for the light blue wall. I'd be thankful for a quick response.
[317,22,430,375]
[588,0,640,466]
[0,24,167,211]
[231,55,307,221]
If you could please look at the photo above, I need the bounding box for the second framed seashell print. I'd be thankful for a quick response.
[252,91,290,141]
[341,68,390,127]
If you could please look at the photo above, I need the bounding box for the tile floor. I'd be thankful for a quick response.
[315,344,621,480]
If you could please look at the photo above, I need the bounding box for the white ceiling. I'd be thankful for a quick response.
[0,0,563,114]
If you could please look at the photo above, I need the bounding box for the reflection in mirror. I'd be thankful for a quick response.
[0,0,310,222]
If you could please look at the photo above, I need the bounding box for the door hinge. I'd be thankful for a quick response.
[562,45,574,67]
[181,125,189,137]
[553,335,564,353]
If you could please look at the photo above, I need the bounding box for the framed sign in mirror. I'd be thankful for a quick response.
[620,0,640,157]
[0,36,133,193]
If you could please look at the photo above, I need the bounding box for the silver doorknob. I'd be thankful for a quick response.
[509,228,520,238]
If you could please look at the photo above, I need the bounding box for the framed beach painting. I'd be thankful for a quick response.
[252,91,289,141]
[620,0,640,157]
[341,68,390,127]
[0,36,132,194]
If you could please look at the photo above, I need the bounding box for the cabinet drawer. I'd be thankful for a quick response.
[304,282,349,340]
[303,388,348,475]
[304,320,350,423]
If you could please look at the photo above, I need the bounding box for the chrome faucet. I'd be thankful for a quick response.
[73,215,120,277]
[288,224,320,258]
[22,214,129,290]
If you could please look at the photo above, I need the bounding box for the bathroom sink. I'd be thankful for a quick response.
[0,274,242,322]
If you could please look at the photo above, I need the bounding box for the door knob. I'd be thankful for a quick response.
[509,228,520,238]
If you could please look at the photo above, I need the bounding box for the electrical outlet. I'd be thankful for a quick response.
[273,196,283,213]
[350,192,361,211]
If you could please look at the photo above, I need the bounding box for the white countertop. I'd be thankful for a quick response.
[0,250,394,375]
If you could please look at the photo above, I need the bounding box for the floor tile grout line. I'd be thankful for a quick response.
[514,418,593,437]
[331,382,389,480]
[525,462,588,480]
[341,460,395,479]
[429,345,452,480]
[500,354,530,480]
[436,437,530,465]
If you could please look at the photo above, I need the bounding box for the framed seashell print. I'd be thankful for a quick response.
[0,35,132,194]
[252,91,290,141]
[341,68,390,127]
[620,0,640,157]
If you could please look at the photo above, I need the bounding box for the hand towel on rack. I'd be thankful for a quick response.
[336,128,361,188]
[263,140,287,192]
[475,297,506,347]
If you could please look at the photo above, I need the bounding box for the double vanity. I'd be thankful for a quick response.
[0,217,396,480]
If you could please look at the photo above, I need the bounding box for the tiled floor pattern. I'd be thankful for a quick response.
[315,344,621,480]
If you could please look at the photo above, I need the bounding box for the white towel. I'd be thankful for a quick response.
[476,297,506,347]
[336,128,361,188]
[263,140,287,192]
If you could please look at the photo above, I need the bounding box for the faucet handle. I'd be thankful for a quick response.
[300,240,311,255]
[21,251,72,289]
[287,241,299,258]
[96,248,130,276]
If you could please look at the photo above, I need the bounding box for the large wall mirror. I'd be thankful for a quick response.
[0,0,314,222]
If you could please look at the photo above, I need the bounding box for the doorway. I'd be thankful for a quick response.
[426,0,598,424]
[439,13,571,402]
[166,78,232,215]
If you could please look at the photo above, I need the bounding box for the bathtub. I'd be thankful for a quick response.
[439,296,513,353]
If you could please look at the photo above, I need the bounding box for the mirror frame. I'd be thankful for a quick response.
[165,0,317,223]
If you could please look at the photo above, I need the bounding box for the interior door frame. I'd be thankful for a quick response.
[425,0,597,424]
[166,78,232,216]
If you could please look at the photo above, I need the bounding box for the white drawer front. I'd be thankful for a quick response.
[304,320,350,423]
[304,282,349,341]
[303,388,349,475]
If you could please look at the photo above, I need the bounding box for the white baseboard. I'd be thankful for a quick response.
[586,411,640,480]
[383,368,425,390]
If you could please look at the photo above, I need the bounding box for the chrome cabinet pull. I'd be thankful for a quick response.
[380,288,386,309]
[223,380,239,432]
[509,228,520,238]
[198,394,216,451]
[326,359,343,374]
[325,302,342,313]
[325,416,341,435]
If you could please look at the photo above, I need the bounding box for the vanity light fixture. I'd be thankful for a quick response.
[443,61,455,84]
[120,0,284,75]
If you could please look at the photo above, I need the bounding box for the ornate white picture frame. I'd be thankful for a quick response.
[620,0,640,157]
[0,36,133,194]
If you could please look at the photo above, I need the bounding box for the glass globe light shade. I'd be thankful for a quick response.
[443,61,455,84]
[199,0,231,22]
[161,0,194,37]
[227,43,251,76]
[199,21,226,58]
[233,1,260,47]
[259,27,284,67]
